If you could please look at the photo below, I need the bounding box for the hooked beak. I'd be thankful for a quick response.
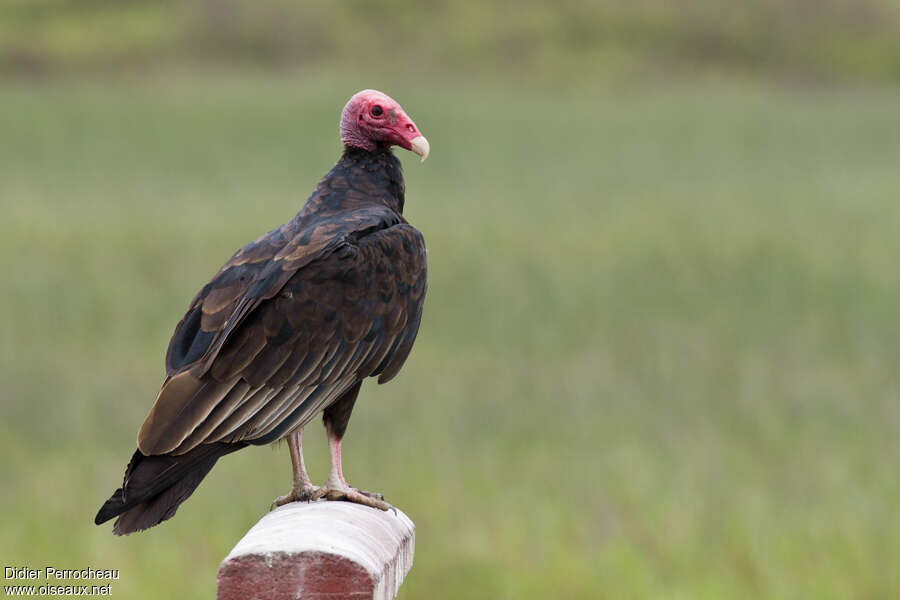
[410,136,430,162]
[381,106,429,162]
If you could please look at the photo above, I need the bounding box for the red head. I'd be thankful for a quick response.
[340,89,429,161]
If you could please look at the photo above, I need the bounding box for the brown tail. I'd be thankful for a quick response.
[95,442,247,535]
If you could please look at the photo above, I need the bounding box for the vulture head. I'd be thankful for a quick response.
[340,89,429,161]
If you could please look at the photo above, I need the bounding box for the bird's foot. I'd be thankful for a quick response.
[270,483,321,510]
[311,483,391,511]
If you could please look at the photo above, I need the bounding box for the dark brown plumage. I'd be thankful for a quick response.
[96,90,428,534]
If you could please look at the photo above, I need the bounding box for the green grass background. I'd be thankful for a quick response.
[4,0,900,85]
[2,73,900,598]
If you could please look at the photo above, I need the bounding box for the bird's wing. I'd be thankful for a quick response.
[138,216,426,456]
[164,212,361,380]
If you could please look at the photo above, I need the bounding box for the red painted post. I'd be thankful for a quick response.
[217,501,415,600]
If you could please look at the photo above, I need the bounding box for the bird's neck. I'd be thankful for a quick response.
[298,146,406,220]
[339,145,406,214]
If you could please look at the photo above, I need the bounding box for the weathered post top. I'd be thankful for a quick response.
[217,501,415,600]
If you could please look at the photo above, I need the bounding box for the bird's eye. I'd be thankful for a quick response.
[371,105,383,117]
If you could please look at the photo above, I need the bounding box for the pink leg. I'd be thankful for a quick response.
[270,428,319,509]
[289,428,314,488]
[325,429,349,488]
[312,428,390,511]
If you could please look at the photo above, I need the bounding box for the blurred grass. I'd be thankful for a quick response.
[3,0,900,84]
[2,74,900,598]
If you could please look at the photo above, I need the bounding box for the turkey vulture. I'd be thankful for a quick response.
[95,90,429,535]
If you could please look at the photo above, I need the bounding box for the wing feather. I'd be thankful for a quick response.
[173,380,251,453]
[209,387,279,442]
[140,218,426,455]
[138,374,240,455]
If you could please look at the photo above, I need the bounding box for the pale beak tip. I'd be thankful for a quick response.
[410,135,430,162]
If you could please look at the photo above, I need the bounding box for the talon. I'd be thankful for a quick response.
[312,483,391,511]
[270,484,320,511]
[270,492,296,510]
[271,496,291,510]
[356,489,384,501]
[297,486,319,502]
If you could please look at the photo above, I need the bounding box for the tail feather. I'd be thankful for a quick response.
[95,442,246,535]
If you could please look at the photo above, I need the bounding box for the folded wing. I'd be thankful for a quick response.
[139,213,426,456]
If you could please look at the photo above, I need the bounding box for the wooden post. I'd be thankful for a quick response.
[217,501,415,600]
